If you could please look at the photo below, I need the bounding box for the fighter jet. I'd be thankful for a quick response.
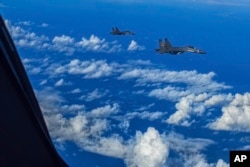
[110,27,135,35]
[155,38,206,55]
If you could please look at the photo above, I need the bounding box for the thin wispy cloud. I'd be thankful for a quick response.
[97,0,250,7]
[17,21,33,26]
[0,3,9,8]
[54,78,65,87]
[80,89,108,101]
[70,88,82,94]
[40,23,49,28]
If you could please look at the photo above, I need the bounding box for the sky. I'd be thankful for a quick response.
[1,0,250,167]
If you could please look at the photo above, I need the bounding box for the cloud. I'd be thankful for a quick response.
[17,21,33,26]
[54,78,71,87]
[35,88,125,158]
[204,94,233,107]
[21,57,51,76]
[124,111,165,121]
[36,88,228,167]
[35,87,65,113]
[77,34,122,53]
[165,93,211,126]
[5,20,50,49]
[119,69,230,91]
[125,127,169,167]
[36,87,110,143]
[209,93,250,132]
[166,95,195,126]
[16,32,49,49]
[5,20,25,38]
[119,68,232,126]
[205,0,250,7]
[6,20,122,55]
[127,40,145,51]
[54,78,64,87]
[70,88,81,94]
[83,135,127,158]
[96,0,250,7]
[135,103,155,111]
[0,3,6,7]
[52,35,74,44]
[29,67,42,74]
[215,159,229,167]
[39,79,48,85]
[41,23,48,28]
[48,35,75,55]
[25,53,239,130]
[165,132,215,153]
[61,104,85,112]
[163,132,229,167]
[240,145,250,150]
[36,87,227,167]
[164,92,235,127]
[81,88,108,101]
[48,59,115,79]
[149,86,191,101]
[128,59,152,66]
[89,103,120,117]
[182,154,229,167]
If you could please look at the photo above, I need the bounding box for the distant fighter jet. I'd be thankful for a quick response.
[155,38,206,55]
[110,27,135,35]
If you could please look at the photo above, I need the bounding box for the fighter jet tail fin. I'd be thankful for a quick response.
[115,27,120,32]
[159,39,166,52]
[165,38,173,49]
[159,39,165,50]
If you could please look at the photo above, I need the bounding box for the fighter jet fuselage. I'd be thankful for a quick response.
[155,38,206,55]
[110,27,135,35]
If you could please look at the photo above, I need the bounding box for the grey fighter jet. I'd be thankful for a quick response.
[155,38,206,55]
[110,27,135,35]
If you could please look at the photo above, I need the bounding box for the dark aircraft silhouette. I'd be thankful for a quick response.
[110,27,135,35]
[0,15,68,167]
[155,38,206,55]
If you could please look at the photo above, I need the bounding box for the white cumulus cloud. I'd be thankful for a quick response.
[48,59,114,79]
[126,127,169,167]
[209,93,250,132]
[89,103,120,117]
[6,20,122,55]
[127,40,145,51]
[77,34,122,53]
